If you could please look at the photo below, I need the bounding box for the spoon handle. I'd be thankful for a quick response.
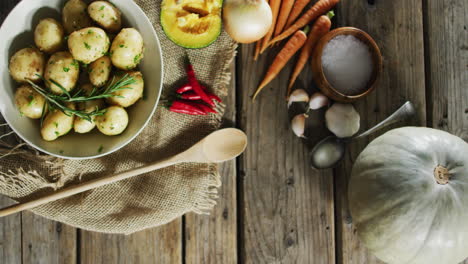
[354,101,415,139]
[0,156,182,218]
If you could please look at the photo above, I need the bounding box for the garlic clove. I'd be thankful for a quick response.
[309,92,330,110]
[288,89,309,108]
[291,113,307,138]
[325,103,360,138]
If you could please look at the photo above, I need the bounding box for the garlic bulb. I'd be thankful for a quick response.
[309,92,329,110]
[325,103,360,138]
[291,113,307,138]
[288,89,309,108]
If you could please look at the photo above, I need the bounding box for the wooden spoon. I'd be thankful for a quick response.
[0,128,248,217]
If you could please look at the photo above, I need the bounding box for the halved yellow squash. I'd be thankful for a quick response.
[161,0,222,49]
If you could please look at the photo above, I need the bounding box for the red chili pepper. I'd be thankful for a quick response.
[185,58,215,107]
[197,103,218,114]
[169,100,206,115]
[179,91,201,100]
[176,84,193,94]
[176,84,223,103]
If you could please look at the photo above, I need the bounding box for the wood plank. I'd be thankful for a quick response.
[0,196,21,264]
[0,0,23,262]
[425,0,468,263]
[22,212,77,264]
[80,219,182,263]
[238,41,335,262]
[334,0,426,263]
[184,64,238,263]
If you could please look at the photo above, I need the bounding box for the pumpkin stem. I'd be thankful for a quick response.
[434,165,450,185]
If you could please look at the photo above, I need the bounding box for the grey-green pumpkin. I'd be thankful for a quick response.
[349,127,468,264]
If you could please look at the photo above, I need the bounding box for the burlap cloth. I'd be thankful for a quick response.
[0,0,237,234]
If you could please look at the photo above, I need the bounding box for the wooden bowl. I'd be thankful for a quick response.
[311,27,382,103]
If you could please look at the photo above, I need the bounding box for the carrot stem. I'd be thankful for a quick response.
[274,0,295,38]
[269,0,339,46]
[252,30,308,101]
[287,12,333,97]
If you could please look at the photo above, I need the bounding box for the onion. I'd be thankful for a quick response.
[223,0,273,43]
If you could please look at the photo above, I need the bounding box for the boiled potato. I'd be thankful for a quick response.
[106,71,144,107]
[9,48,45,83]
[41,103,75,141]
[110,28,144,70]
[88,1,122,33]
[44,51,80,94]
[68,27,110,64]
[62,0,94,34]
[89,56,112,87]
[74,83,105,133]
[74,100,105,133]
[14,84,46,119]
[95,106,128,136]
[34,18,64,54]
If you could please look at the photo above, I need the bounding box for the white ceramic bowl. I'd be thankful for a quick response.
[0,0,163,159]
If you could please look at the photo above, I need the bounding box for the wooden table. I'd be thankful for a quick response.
[0,0,467,263]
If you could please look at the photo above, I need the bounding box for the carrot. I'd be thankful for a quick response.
[287,11,333,97]
[253,29,309,101]
[269,0,339,46]
[254,40,261,60]
[284,0,312,31]
[259,0,281,54]
[274,0,295,37]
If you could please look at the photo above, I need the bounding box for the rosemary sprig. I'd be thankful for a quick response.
[26,74,135,123]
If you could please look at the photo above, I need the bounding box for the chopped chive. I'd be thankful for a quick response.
[54,131,60,136]
[54,122,59,128]
[100,5,105,10]
[84,42,91,50]
[63,67,70,72]
[98,145,104,153]
[27,95,35,106]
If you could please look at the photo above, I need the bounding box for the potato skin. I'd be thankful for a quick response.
[62,0,94,34]
[88,1,122,33]
[9,48,45,83]
[89,56,112,87]
[44,51,80,94]
[106,71,144,108]
[68,27,110,64]
[95,106,128,136]
[34,18,65,54]
[15,84,46,119]
[110,28,144,70]
[41,103,75,141]
[74,99,105,134]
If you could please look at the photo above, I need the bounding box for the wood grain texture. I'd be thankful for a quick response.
[238,42,335,263]
[185,64,238,264]
[425,0,468,139]
[22,211,77,264]
[334,0,426,263]
[425,0,467,262]
[0,184,21,264]
[80,219,182,263]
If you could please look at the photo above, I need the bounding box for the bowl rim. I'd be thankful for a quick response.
[0,0,164,160]
[312,27,382,102]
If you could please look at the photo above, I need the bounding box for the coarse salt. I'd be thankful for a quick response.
[321,35,374,96]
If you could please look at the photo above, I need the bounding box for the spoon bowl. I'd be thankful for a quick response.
[202,128,248,163]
